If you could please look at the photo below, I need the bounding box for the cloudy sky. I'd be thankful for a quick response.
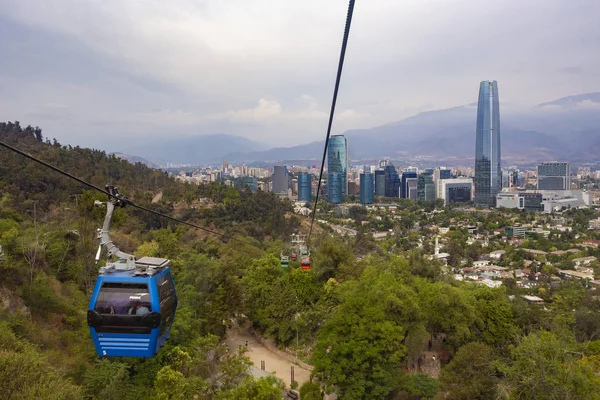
[1,0,599,150]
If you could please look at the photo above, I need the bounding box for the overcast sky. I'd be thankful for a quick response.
[1,0,599,149]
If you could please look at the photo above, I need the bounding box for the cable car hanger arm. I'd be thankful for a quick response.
[96,185,136,268]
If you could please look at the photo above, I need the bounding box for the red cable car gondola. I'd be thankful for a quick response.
[301,256,310,270]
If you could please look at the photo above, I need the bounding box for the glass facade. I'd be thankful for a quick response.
[328,173,343,204]
[401,171,417,198]
[474,80,501,207]
[298,173,312,202]
[537,162,570,190]
[384,164,401,198]
[417,173,435,202]
[360,173,374,204]
[375,170,386,197]
[327,135,347,203]
[447,184,472,203]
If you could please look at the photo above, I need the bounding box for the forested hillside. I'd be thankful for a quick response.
[1,121,600,399]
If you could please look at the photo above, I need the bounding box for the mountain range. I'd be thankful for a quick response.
[120,93,600,165]
[122,134,269,165]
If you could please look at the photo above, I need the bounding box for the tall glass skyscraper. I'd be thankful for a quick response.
[327,135,348,203]
[474,80,501,207]
[401,171,417,198]
[360,172,374,205]
[298,173,312,202]
[374,170,386,197]
[384,164,401,198]
[417,173,435,202]
[328,173,343,204]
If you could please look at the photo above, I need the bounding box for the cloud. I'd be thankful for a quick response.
[0,0,599,149]
[218,99,283,123]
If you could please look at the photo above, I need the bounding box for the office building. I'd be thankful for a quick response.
[406,178,418,200]
[502,171,511,188]
[375,170,386,197]
[401,171,418,198]
[328,135,348,203]
[434,167,452,198]
[384,163,401,198]
[272,166,289,194]
[417,173,435,202]
[537,162,570,190]
[441,178,473,205]
[360,172,374,205]
[496,192,543,212]
[474,80,501,207]
[328,173,343,204]
[298,173,312,202]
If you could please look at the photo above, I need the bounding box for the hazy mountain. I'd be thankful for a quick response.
[221,92,600,164]
[123,134,269,165]
[119,93,599,165]
[110,153,158,168]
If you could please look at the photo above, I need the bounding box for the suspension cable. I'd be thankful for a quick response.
[0,139,259,247]
[307,0,356,246]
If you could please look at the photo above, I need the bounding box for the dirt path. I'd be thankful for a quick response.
[225,327,312,388]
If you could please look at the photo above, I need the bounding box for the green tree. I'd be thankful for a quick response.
[312,266,420,399]
[215,375,285,400]
[300,381,322,399]
[84,359,131,400]
[504,331,600,399]
[396,373,440,399]
[439,342,498,400]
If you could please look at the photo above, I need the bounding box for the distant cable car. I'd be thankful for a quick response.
[281,255,290,268]
[291,253,297,261]
[300,256,311,270]
[300,249,310,270]
[87,187,177,358]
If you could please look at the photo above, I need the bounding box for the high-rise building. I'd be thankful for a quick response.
[537,162,570,190]
[328,173,343,204]
[417,173,435,202]
[434,167,452,198]
[375,170,386,197]
[406,178,418,200]
[384,163,401,198]
[298,173,312,202]
[327,135,348,203]
[401,171,417,198]
[441,178,473,205]
[474,80,501,207]
[360,172,374,205]
[272,166,289,194]
[502,171,511,188]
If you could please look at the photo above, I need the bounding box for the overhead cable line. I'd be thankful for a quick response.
[0,139,258,247]
[308,0,356,246]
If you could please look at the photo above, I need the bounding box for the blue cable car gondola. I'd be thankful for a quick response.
[87,187,177,358]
